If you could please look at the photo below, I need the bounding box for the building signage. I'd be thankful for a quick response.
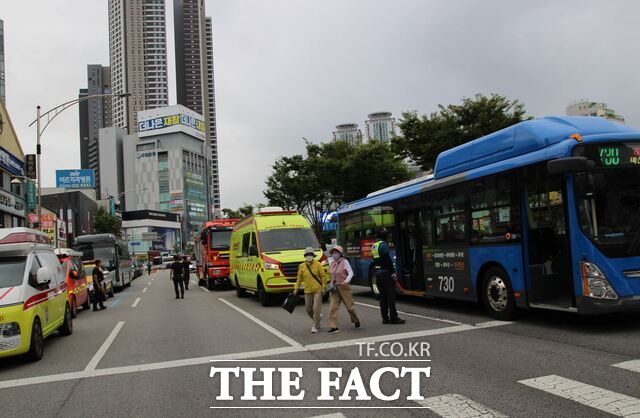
[136,151,157,160]
[0,145,25,176]
[25,154,37,179]
[0,190,26,217]
[138,114,205,135]
[56,169,95,189]
[41,214,56,243]
[26,180,37,211]
[137,106,206,141]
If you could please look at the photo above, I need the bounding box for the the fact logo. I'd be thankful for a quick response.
[209,341,431,403]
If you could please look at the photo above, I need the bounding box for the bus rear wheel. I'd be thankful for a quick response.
[481,267,516,321]
[369,268,380,300]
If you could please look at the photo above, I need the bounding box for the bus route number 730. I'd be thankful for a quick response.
[438,275,455,293]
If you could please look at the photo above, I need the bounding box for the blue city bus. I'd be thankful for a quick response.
[337,116,640,319]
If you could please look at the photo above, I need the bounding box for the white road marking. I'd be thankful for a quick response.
[0,317,509,390]
[612,359,640,373]
[83,321,125,371]
[131,297,141,308]
[147,282,151,285]
[200,286,210,292]
[353,301,465,325]
[142,287,148,293]
[519,375,640,416]
[416,393,506,417]
[218,298,304,348]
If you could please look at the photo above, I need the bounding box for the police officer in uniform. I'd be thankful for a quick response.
[169,255,185,299]
[372,229,405,324]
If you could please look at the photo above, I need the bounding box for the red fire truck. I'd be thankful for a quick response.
[196,219,239,289]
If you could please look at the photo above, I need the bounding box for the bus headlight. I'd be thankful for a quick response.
[581,261,618,300]
[2,322,21,337]
[264,262,279,270]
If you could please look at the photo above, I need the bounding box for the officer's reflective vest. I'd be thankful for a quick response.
[371,241,382,260]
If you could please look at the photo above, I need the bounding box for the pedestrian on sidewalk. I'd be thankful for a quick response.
[372,229,405,325]
[294,247,327,334]
[169,255,185,299]
[91,259,107,311]
[181,255,190,291]
[327,245,360,334]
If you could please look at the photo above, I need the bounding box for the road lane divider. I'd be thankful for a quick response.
[84,321,126,371]
[218,298,303,348]
[518,374,640,416]
[415,393,507,417]
[142,287,148,293]
[353,301,465,326]
[612,359,640,373]
[131,297,141,308]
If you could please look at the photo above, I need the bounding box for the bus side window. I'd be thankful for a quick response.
[241,233,251,257]
[434,185,467,244]
[419,207,434,248]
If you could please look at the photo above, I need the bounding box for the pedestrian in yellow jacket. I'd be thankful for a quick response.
[294,247,328,333]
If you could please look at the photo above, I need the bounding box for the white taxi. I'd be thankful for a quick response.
[0,228,73,361]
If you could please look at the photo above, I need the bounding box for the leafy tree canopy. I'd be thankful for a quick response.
[93,206,122,237]
[392,93,531,170]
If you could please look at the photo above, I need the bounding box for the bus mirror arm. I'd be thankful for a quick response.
[547,157,594,175]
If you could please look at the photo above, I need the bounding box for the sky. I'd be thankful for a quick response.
[2,0,639,209]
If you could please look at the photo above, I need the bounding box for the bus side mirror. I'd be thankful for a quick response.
[547,157,594,175]
[249,246,259,257]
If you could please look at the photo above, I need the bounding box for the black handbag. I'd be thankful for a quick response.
[282,293,299,314]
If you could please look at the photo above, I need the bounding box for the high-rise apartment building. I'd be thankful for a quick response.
[365,112,396,142]
[332,123,363,145]
[174,0,221,217]
[0,19,6,103]
[78,65,113,195]
[566,100,625,124]
[108,0,169,133]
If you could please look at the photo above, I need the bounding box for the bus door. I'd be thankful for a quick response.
[524,165,575,308]
[397,209,425,292]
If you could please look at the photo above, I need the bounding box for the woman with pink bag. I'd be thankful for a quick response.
[327,245,361,334]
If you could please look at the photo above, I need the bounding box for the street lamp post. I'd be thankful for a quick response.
[29,92,131,230]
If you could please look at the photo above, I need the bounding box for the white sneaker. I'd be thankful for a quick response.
[311,326,318,333]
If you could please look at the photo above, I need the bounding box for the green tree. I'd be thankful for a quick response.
[392,93,531,170]
[93,206,122,237]
[264,139,410,235]
[222,203,263,219]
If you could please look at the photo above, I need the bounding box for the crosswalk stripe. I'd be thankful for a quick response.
[306,414,346,418]
[416,393,507,417]
[612,360,640,373]
[519,375,640,417]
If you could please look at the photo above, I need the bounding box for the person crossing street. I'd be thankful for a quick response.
[327,245,360,334]
[294,247,328,333]
[181,255,190,291]
[372,229,405,325]
[91,259,107,311]
[169,255,185,299]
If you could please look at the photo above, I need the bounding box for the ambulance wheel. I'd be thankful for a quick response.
[235,277,246,298]
[59,303,73,336]
[369,268,380,300]
[82,296,90,311]
[26,318,44,362]
[257,279,270,307]
[481,267,516,321]
[71,297,77,318]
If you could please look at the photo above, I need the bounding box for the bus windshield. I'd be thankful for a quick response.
[574,143,640,257]
[0,257,26,288]
[75,243,117,268]
[210,230,232,250]
[259,228,320,252]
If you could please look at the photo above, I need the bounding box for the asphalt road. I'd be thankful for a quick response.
[1,270,639,417]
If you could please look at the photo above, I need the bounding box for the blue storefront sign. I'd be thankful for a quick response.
[56,169,95,189]
[0,145,25,176]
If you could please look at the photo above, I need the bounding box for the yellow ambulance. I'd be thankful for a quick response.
[230,207,326,306]
[0,228,73,361]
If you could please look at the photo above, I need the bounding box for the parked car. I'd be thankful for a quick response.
[132,261,143,279]
[0,228,74,361]
[55,248,90,318]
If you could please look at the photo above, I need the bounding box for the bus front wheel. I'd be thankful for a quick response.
[369,268,380,300]
[481,267,516,321]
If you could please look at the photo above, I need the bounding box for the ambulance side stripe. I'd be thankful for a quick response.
[0,287,14,301]
[23,284,67,310]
